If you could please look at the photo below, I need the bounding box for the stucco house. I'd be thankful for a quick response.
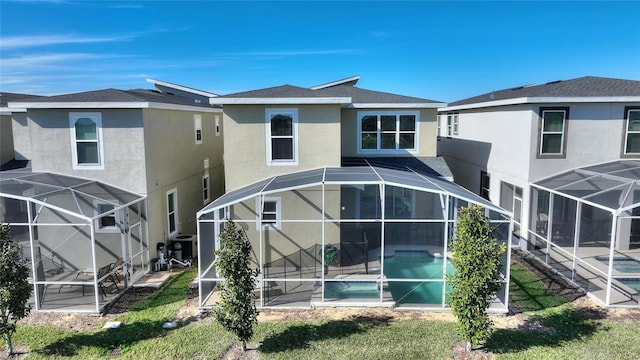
[2,85,224,313]
[438,76,640,308]
[196,76,513,311]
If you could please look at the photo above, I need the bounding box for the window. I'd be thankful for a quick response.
[167,189,178,237]
[202,173,210,204]
[357,111,418,153]
[215,115,221,136]
[266,108,298,165]
[256,197,281,230]
[194,114,202,144]
[445,113,458,136]
[480,171,490,200]
[538,107,568,157]
[94,200,118,233]
[623,107,640,155]
[437,115,441,136]
[69,112,104,169]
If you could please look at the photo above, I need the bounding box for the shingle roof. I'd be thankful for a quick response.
[0,92,40,107]
[316,85,441,104]
[215,83,443,105]
[11,88,217,108]
[219,85,322,98]
[449,76,640,107]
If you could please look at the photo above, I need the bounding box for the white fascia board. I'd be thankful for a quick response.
[440,96,640,111]
[310,75,361,90]
[146,78,219,97]
[0,106,26,115]
[209,97,351,105]
[350,102,446,109]
[8,101,221,113]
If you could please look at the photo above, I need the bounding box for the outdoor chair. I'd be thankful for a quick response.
[97,264,120,299]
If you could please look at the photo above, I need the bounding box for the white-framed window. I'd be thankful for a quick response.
[202,173,210,204]
[94,200,119,233]
[437,115,441,136]
[623,107,640,155]
[167,189,178,237]
[480,171,490,200]
[256,197,281,230]
[215,115,221,136]
[69,112,104,170]
[266,108,298,165]
[539,108,568,157]
[357,111,419,154]
[446,113,458,136]
[194,114,202,144]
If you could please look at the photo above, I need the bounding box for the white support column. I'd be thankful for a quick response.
[605,213,617,306]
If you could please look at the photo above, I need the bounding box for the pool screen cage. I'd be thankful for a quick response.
[0,170,150,314]
[527,160,640,308]
[197,164,512,311]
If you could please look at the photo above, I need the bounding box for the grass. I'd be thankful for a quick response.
[6,259,640,359]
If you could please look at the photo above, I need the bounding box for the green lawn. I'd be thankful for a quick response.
[8,262,640,359]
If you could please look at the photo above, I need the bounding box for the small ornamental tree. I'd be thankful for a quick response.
[0,224,32,357]
[214,220,259,352]
[446,205,505,353]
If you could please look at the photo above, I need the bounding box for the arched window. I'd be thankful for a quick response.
[69,113,104,169]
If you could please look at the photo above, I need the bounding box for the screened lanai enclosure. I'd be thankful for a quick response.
[527,160,640,308]
[197,165,512,311]
[0,171,150,313]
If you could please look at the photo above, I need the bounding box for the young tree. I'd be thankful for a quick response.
[0,224,32,357]
[446,205,506,353]
[214,220,259,352]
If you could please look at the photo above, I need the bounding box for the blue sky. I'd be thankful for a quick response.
[1,1,639,102]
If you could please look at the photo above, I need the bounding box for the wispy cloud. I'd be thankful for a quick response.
[0,34,137,50]
[240,49,358,57]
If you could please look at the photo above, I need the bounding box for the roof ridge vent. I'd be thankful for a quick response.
[545,80,563,85]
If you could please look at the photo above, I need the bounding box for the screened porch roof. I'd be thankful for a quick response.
[532,160,640,214]
[198,164,508,218]
[0,171,145,221]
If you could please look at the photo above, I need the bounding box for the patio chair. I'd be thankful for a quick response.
[112,258,124,282]
[97,264,120,299]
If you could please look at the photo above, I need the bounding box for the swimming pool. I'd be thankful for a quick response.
[324,281,379,300]
[383,250,454,304]
[597,257,640,273]
[616,278,640,292]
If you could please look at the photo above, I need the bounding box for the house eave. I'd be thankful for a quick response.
[350,102,446,109]
[209,97,352,105]
[439,96,640,111]
[7,101,221,112]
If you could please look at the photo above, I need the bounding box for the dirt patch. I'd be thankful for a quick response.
[220,342,260,360]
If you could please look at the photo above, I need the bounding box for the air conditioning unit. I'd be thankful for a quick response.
[170,234,197,260]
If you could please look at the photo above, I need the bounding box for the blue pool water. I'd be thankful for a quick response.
[383,250,454,304]
[617,278,640,292]
[323,250,456,304]
[597,257,640,273]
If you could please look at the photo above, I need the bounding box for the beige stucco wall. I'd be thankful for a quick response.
[340,108,439,157]
[142,108,225,245]
[223,104,342,191]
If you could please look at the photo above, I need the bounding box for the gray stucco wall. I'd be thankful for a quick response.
[142,108,224,245]
[11,112,30,161]
[23,108,147,192]
[0,114,15,165]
